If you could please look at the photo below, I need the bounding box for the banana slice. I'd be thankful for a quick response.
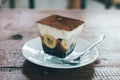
[61,39,67,51]
[43,34,57,48]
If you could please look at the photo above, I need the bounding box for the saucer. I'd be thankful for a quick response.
[22,37,99,69]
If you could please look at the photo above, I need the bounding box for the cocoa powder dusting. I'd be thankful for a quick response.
[37,14,84,31]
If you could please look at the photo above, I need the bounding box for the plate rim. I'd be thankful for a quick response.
[22,37,99,69]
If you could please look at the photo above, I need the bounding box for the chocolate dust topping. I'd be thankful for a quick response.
[37,14,84,31]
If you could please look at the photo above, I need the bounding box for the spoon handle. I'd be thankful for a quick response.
[73,34,105,60]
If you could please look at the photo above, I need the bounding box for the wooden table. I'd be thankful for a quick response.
[0,9,120,80]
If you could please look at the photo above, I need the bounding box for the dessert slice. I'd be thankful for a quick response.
[37,14,85,58]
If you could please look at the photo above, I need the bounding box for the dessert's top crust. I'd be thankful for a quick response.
[37,14,84,31]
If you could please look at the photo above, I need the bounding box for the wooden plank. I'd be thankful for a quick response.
[0,67,120,80]
[0,9,120,67]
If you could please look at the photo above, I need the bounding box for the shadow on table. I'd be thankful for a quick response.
[22,60,99,80]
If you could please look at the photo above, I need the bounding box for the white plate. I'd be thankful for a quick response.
[22,37,99,69]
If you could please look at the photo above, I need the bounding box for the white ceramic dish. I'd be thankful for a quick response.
[22,37,98,69]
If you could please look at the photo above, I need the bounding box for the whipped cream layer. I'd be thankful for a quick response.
[37,23,84,39]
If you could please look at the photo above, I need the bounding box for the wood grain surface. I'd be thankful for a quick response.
[0,9,120,80]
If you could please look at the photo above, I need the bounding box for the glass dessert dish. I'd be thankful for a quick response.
[37,14,85,58]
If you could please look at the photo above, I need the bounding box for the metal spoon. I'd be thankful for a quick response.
[60,34,105,64]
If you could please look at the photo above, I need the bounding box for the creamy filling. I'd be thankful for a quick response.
[37,23,84,39]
